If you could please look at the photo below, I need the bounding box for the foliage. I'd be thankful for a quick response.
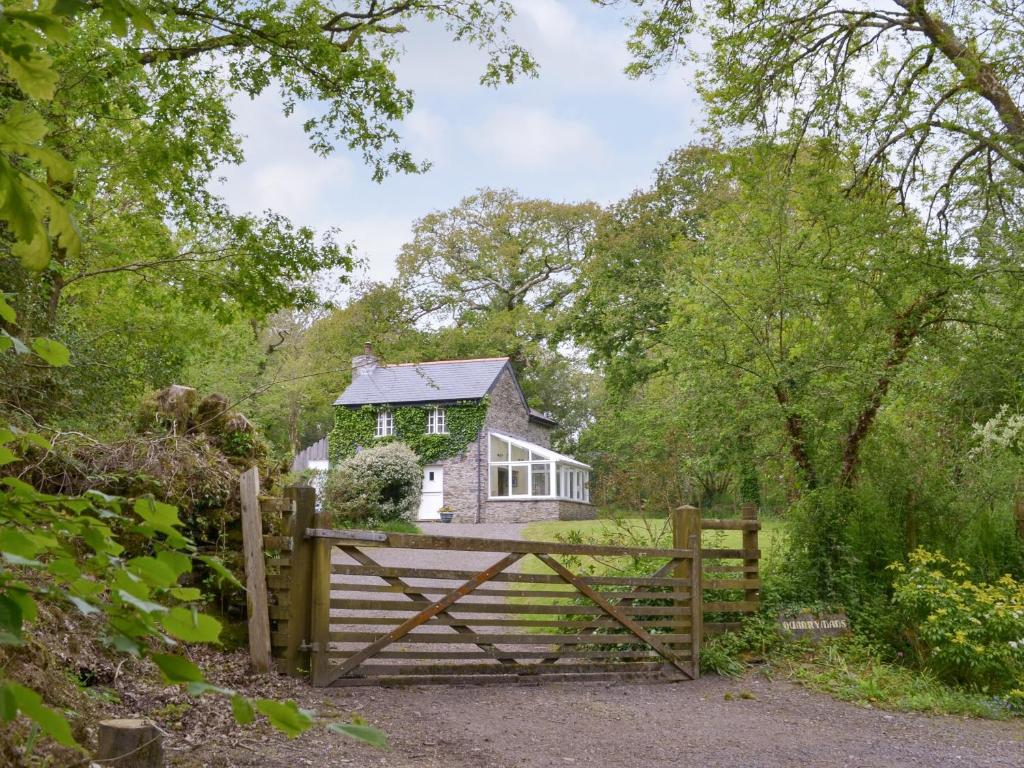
[785,636,1019,720]
[613,0,1024,235]
[329,401,489,465]
[322,442,422,524]
[700,615,785,678]
[890,549,1024,692]
[397,188,601,328]
[0,300,386,755]
[395,189,602,446]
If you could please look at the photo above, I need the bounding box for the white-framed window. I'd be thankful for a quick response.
[375,410,394,438]
[487,432,590,502]
[426,407,447,434]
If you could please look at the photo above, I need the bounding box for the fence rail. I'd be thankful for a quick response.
[243,484,763,685]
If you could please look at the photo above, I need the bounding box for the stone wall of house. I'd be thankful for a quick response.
[424,366,595,524]
[437,448,481,522]
[483,367,552,446]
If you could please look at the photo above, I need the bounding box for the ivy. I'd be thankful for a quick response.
[329,400,489,466]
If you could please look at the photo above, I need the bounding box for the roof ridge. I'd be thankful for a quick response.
[387,357,509,367]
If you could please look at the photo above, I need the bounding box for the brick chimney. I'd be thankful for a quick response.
[352,341,378,377]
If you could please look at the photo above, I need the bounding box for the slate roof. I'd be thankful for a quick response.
[334,357,512,406]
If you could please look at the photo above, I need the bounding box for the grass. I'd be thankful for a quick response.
[332,518,422,534]
[780,640,1018,720]
[521,515,786,571]
[507,515,785,631]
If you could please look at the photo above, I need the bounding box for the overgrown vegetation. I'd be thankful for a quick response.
[4,0,1024,758]
[329,401,489,464]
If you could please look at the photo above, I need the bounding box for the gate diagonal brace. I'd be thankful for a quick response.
[332,552,525,679]
[338,546,517,666]
[540,557,685,664]
[535,553,694,680]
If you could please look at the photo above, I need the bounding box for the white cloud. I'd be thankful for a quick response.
[469,105,605,169]
[403,108,450,165]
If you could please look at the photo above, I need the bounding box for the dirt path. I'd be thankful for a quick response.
[170,669,1023,768]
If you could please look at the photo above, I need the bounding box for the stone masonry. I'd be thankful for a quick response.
[436,367,596,524]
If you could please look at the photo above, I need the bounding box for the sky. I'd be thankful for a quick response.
[213,0,702,286]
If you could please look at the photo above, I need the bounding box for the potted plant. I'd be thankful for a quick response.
[437,505,455,523]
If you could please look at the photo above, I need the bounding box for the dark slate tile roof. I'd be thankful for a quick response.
[334,357,511,406]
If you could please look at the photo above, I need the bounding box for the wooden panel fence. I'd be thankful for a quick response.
[243,483,762,686]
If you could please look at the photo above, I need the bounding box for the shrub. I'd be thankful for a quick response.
[890,548,1024,691]
[323,442,422,525]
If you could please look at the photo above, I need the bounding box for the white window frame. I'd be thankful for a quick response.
[487,432,590,502]
[375,410,394,438]
[426,406,447,435]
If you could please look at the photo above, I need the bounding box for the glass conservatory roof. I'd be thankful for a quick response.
[489,431,591,469]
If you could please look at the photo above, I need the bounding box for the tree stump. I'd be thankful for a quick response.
[96,719,164,767]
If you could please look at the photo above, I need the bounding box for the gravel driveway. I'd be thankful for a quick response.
[176,669,1024,768]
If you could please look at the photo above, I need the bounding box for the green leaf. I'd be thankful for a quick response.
[0,296,15,323]
[0,684,16,721]
[116,589,167,614]
[2,330,28,355]
[150,653,204,684]
[254,699,314,738]
[0,446,16,466]
[8,682,78,748]
[31,337,69,367]
[127,556,177,588]
[0,529,43,559]
[231,694,255,725]
[159,607,221,643]
[185,681,233,696]
[328,722,390,749]
[169,587,202,602]
[67,596,98,616]
[0,594,24,645]
[156,550,192,580]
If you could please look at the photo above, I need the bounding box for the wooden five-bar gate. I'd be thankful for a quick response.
[243,474,761,687]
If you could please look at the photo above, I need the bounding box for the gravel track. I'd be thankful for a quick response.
[169,524,1023,767]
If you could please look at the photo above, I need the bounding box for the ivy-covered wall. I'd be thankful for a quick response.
[328,400,489,466]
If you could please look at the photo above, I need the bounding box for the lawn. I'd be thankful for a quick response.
[520,515,786,570]
[506,515,787,632]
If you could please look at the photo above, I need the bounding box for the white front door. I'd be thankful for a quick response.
[418,465,444,520]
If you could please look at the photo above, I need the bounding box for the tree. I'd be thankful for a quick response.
[572,141,1016,593]
[398,188,601,332]
[395,189,602,444]
[612,0,1024,232]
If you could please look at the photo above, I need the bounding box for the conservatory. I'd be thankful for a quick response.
[488,432,591,503]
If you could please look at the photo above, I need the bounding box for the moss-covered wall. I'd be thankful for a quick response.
[328,400,489,466]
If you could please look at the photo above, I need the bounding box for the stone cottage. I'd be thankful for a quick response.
[305,344,594,523]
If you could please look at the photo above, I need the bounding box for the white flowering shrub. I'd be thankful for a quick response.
[323,442,422,524]
[971,405,1024,456]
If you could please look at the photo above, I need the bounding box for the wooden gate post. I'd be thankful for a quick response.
[689,531,702,679]
[740,502,760,606]
[309,504,333,687]
[239,468,271,674]
[282,485,316,677]
[671,505,701,580]
[672,505,701,672]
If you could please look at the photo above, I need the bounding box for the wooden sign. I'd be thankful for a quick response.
[778,612,849,641]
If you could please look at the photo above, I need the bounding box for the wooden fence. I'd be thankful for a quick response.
[242,474,761,686]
